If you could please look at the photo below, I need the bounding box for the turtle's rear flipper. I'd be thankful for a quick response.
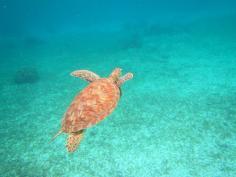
[66,130,84,152]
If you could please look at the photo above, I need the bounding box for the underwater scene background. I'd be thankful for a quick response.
[0,0,236,177]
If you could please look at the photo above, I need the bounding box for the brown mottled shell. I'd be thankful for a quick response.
[62,78,120,133]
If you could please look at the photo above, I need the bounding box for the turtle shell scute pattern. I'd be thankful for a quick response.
[62,78,120,133]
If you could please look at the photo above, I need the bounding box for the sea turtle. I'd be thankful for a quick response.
[52,68,133,152]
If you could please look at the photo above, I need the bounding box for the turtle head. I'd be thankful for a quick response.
[109,68,122,85]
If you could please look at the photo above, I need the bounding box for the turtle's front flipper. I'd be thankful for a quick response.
[66,130,84,152]
[71,70,100,82]
[117,72,133,86]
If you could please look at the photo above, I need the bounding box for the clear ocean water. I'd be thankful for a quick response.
[1,1,236,177]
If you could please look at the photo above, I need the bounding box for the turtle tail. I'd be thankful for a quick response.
[66,130,84,152]
[50,129,63,143]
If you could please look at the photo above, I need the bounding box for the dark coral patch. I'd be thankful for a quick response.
[14,67,40,84]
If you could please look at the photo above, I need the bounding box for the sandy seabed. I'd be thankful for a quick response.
[0,17,236,177]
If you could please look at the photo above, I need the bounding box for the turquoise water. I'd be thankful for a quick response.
[1,1,236,177]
